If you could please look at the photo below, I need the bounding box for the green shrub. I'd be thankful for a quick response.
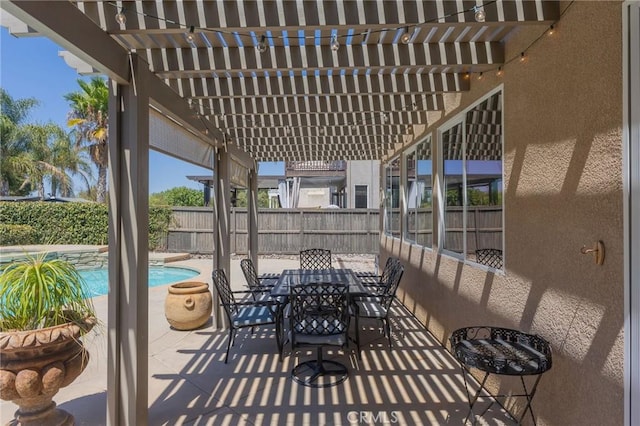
[0,202,173,250]
[0,224,37,246]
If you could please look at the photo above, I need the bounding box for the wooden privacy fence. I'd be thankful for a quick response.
[165,207,381,255]
[164,206,502,255]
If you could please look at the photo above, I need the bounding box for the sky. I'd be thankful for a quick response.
[0,27,283,195]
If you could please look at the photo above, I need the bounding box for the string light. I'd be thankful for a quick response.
[115,8,126,24]
[473,6,486,22]
[185,26,195,43]
[257,35,268,53]
[330,34,340,51]
[400,27,411,44]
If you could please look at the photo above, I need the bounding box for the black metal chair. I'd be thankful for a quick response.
[289,282,350,387]
[240,258,279,301]
[356,257,396,291]
[299,248,332,270]
[475,248,503,269]
[353,260,404,355]
[211,269,282,363]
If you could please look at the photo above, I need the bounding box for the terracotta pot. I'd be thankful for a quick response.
[0,316,96,426]
[165,282,212,330]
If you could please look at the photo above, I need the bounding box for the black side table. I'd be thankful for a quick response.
[449,326,552,425]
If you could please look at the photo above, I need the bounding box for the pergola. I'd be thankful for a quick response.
[1,1,559,424]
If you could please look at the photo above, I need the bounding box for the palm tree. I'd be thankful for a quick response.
[17,123,86,199]
[49,128,93,197]
[0,89,38,195]
[65,77,109,203]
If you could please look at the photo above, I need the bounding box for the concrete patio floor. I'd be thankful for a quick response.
[1,255,515,425]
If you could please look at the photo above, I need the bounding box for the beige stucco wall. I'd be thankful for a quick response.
[380,2,624,425]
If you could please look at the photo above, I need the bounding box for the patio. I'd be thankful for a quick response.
[1,256,515,425]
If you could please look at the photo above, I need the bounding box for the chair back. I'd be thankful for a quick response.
[379,260,404,309]
[300,248,332,270]
[475,248,503,269]
[211,269,237,320]
[240,258,262,293]
[289,283,349,342]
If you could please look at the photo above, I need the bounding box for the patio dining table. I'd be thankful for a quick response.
[270,268,369,298]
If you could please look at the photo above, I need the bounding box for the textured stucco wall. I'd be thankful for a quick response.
[381,2,624,425]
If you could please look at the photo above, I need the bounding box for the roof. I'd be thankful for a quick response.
[2,1,558,163]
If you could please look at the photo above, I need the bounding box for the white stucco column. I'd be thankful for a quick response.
[107,53,150,425]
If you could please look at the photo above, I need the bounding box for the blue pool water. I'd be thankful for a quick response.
[79,266,199,297]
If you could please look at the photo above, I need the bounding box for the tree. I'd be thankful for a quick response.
[0,89,37,195]
[65,77,109,203]
[49,129,93,197]
[150,186,204,207]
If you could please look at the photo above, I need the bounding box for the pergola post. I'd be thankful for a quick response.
[248,168,259,269]
[213,147,231,328]
[107,54,150,426]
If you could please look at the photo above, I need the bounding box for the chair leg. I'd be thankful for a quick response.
[384,318,392,349]
[224,329,235,364]
[355,314,361,359]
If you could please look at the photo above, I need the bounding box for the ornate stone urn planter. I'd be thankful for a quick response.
[0,316,96,425]
[165,281,212,330]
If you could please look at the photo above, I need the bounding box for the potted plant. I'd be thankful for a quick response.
[0,253,97,425]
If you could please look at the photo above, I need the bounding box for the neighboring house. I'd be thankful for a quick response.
[280,160,380,208]
[188,161,380,209]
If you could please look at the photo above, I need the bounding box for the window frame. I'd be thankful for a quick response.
[354,184,368,209]
[437,86,505,270]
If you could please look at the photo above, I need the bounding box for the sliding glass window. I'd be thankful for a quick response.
[405,137,433,246]
[384,157,401,238]
[439,90,504,269]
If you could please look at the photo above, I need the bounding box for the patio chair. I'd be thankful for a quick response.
[475,248,503,269]
[300,248,332,270]
[211,269,282,363]
[356,257,396,290]
[353,259,404,355]
[240,258,279,301]
[289,282,350,387]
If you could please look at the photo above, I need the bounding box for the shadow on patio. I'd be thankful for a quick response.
[55,300,515,425]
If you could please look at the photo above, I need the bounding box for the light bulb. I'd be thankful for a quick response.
[185,26,195,43]
[115,8,126,25]
[400,27,411,44]
[474,6,486,23]
[330,35,340,51]
[520,52,527,62]
[477,72,483,80]
[257,35,268,53]
[496,67,503,77]
[548,24,555,36]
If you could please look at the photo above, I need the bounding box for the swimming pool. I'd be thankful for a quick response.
[79,266,200,297]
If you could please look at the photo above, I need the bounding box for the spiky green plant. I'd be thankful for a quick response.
[0,253,95,331]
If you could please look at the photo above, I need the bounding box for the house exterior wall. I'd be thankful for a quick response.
[346,160,380,208]
[380,2,624,425]
[297,187,330,208]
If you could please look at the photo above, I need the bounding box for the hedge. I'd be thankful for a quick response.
[0,202,172,250]
[0,224,37,246]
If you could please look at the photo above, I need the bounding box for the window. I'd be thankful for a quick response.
[439,90,503,269]
[405,137,433,246]
[354,185,368,208]
[384,157,401,237]
[405,137,433,247]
